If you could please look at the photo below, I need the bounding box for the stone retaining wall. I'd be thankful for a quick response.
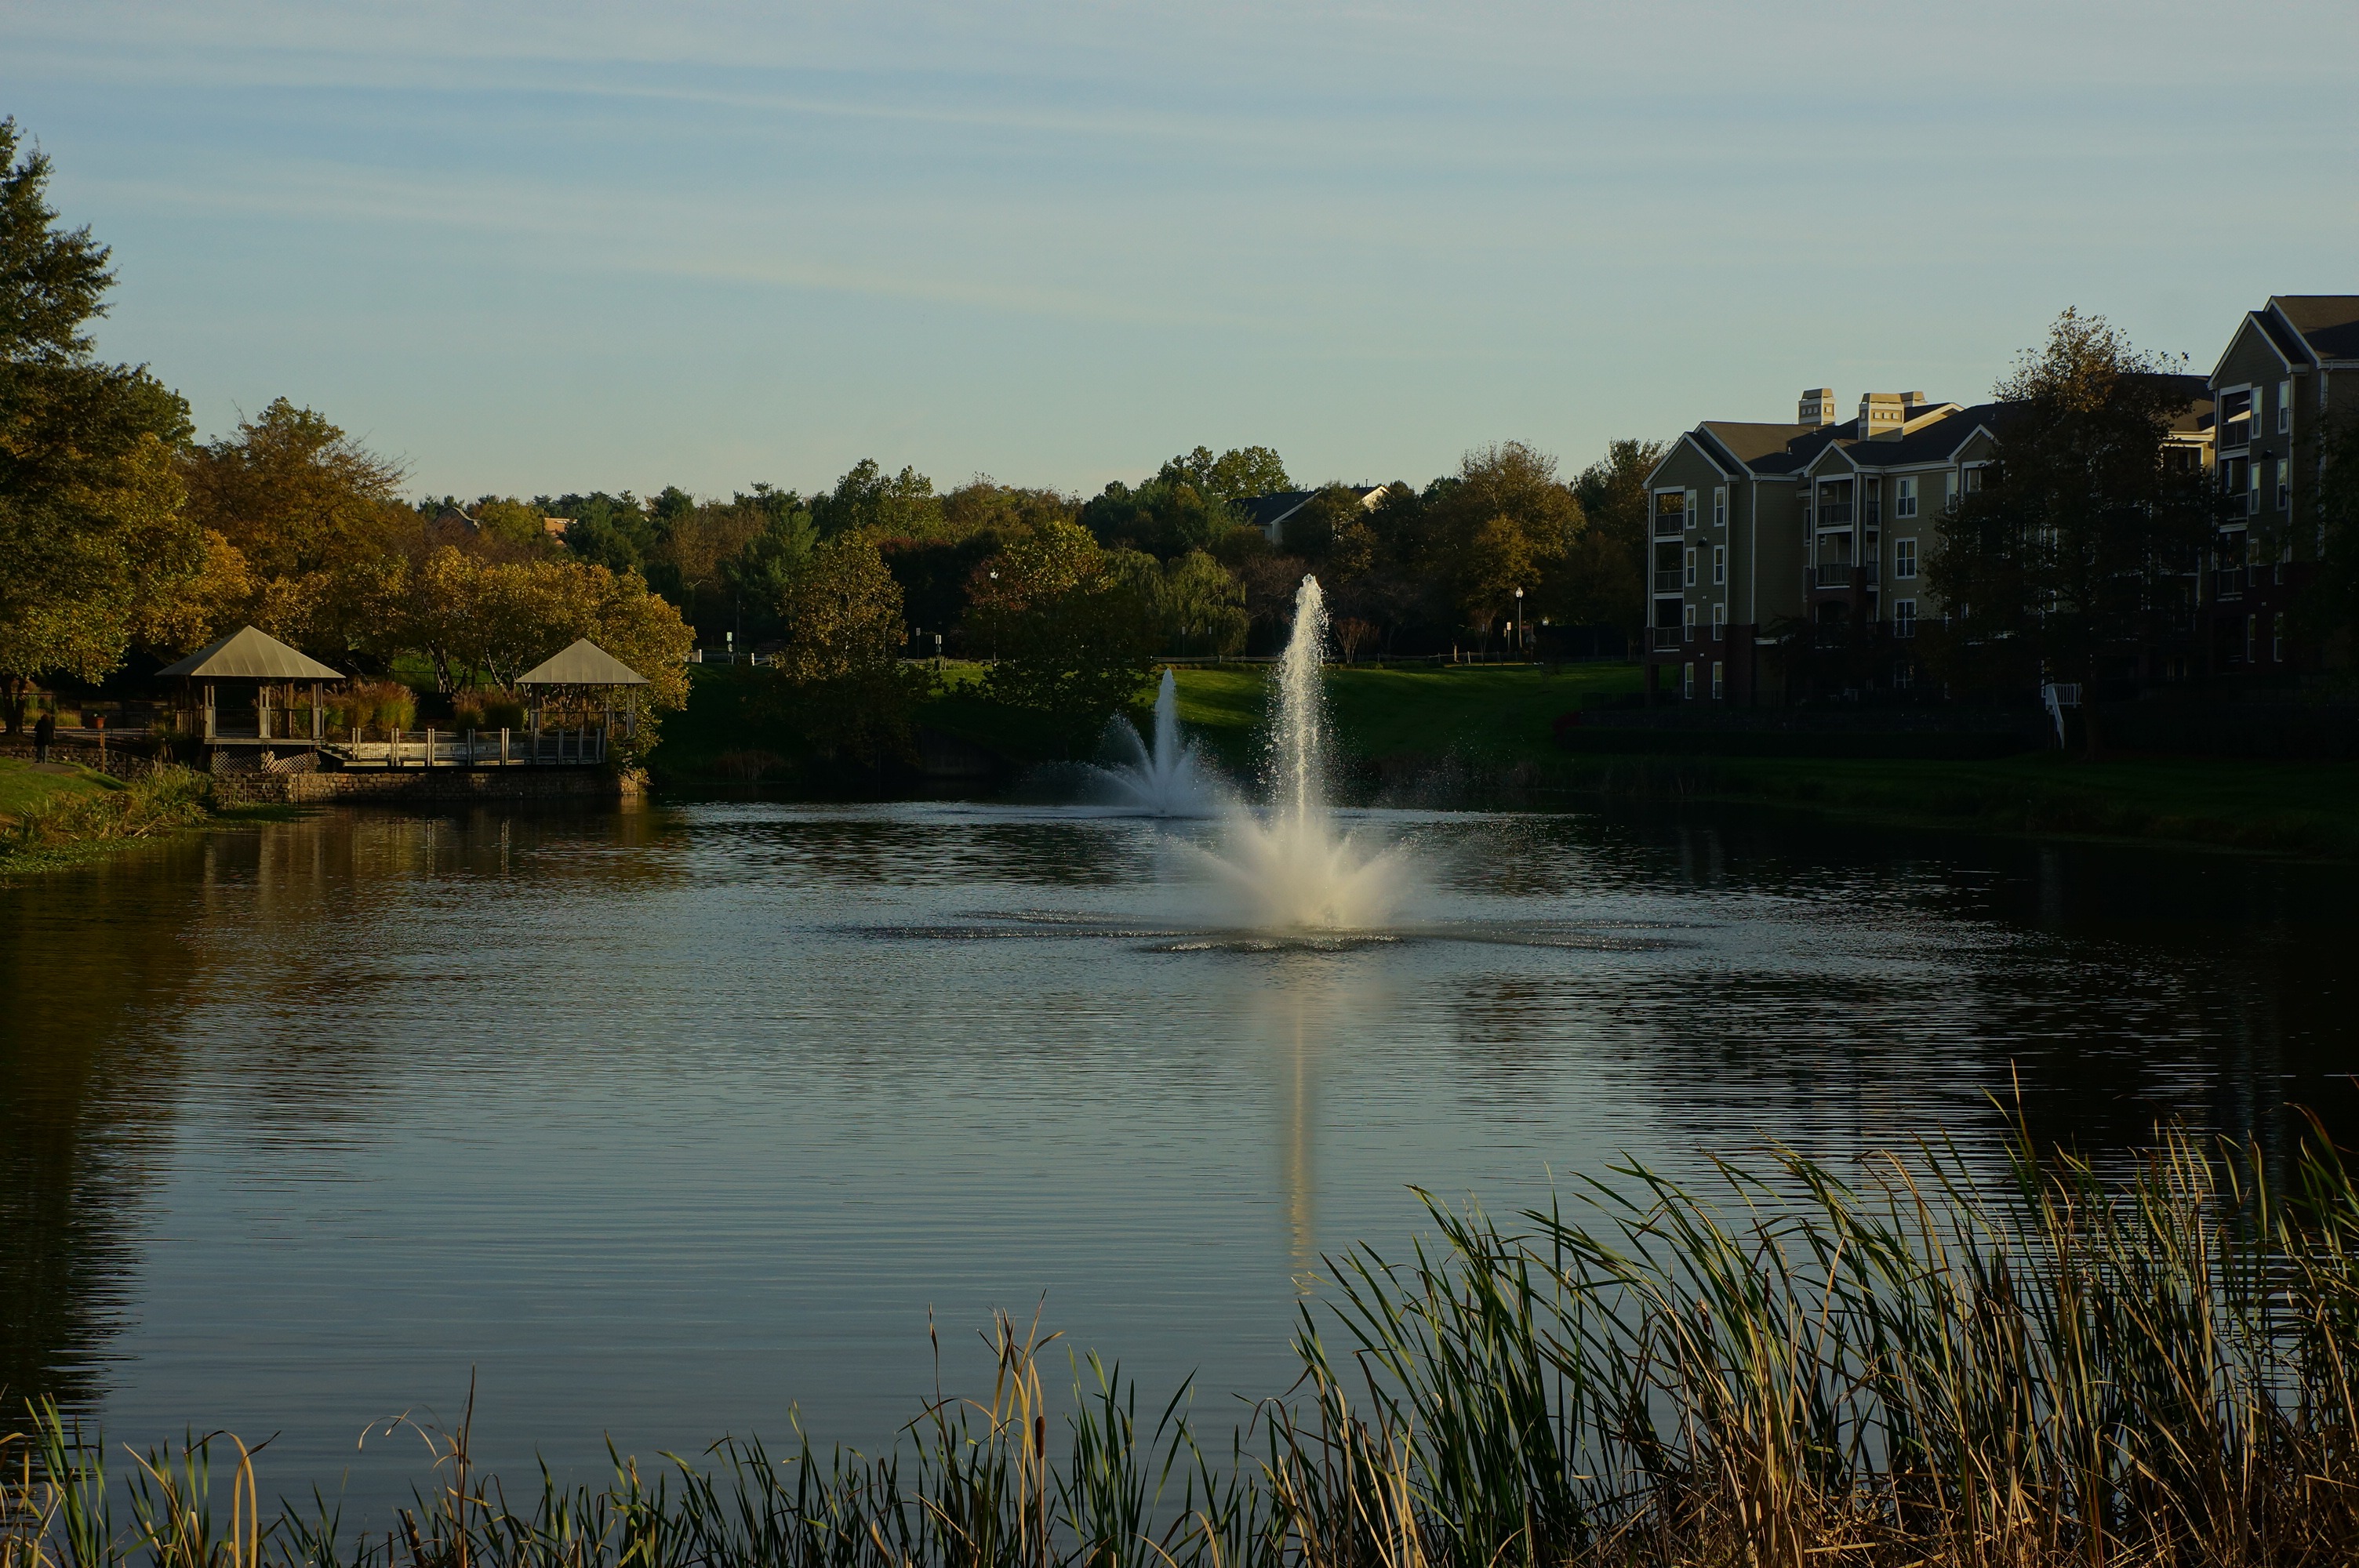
[210,768,644,807]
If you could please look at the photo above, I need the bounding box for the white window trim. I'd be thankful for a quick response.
[1711,486,1727,528]
[1710,660,1724,700]
[1894,538,1917,579]
[1895,476,1918,519]
[2278,380,2292,434]
[1894,599,1917,638]
[1711,546,1725,586]
[1685,488,1698,532]
[1684,547,1697,586]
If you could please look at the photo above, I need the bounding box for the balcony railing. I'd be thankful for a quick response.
[1814,563,1856,587]
[1653,514,1686,538]
[1650,627,1688,651]
[1816,503,1854,526]
[1653,569,1684,592]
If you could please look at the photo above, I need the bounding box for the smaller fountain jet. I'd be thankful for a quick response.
[1088,669,1220,817]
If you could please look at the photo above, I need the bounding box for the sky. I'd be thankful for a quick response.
[5,1,2356,503]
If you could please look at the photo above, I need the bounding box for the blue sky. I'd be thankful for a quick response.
[6,1,2354,501]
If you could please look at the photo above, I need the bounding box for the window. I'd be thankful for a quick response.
[1893,600,1917,639]
[1710,661,1724,700]
[2273,612,2285,662]
[1682,662,1695,699]
[2245,615,2257,666]
[1711,546,1726,586]
[1712,602,1727,637]
[2223,387,2252,446]
[1964,466,1984,493]
[1684,547,1697,586]
[1895,476,1918,518]
[1685,488,1698,532]
[1893,538,1917,579]
[2249,463,2262,517]
[1712,487,1727,528]
[1893,660,1914,690]
[2279,380,2292,434]
[1682,603,1696,640]
[2277,459,2290,512]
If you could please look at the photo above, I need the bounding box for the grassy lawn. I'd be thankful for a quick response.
[1562,750,2359,858]
[1174,662,1641,770]
[0,757,118,822]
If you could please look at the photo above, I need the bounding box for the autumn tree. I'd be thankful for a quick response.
[1424,442,1582,651]
[812,459,943,539]
[1924,308,2219,702]
[758,532,930,765]
[0,117,205,724]
[969,520,1158,747]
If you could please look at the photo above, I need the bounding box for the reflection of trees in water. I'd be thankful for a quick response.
[1547,806,2359,1166]
[0,806,688,1412]
[683,815,1154,891]
[0,844,208,1411]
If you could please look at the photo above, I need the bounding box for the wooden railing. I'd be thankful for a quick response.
[325,728,607,768]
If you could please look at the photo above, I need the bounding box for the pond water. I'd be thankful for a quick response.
[2,797,2351,1519]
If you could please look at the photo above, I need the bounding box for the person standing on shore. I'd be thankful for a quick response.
[33,708,56,763]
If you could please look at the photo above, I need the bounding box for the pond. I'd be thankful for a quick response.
[2,797,2350,1519]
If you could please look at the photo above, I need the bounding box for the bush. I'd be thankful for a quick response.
[2,764,213,858]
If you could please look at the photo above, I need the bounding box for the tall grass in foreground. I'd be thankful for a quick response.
[9,1117,2359,1568]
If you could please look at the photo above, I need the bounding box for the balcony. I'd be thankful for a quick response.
[1653,569,1684,592]
[1816,503,1854,526]
[1650,627,1688,651]
[2221,416,2252,450]
[1814,562,1856,588]
[1653,514,1686,538]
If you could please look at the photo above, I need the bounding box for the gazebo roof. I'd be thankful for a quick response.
[156,626,345,681]
[516,638,649,687]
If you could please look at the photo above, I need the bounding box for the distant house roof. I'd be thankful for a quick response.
[1237,485,1390,545]
[2272,296,2359,362]
[516,638,649,687]
[155,626,346,681]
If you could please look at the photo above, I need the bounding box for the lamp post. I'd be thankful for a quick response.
[1514,587,1525,658]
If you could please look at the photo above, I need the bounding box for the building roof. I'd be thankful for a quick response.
[1235,485,1387,539]
[2273,296,2359,362]
[155,626,347,681]
[516,638,649,686]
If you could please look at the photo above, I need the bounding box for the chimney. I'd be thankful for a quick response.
[1797,388,1837,426]
[1858,392,1910,441]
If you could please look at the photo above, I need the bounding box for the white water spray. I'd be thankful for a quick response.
[1200,577,1408,931]
[1089,669,1219,817]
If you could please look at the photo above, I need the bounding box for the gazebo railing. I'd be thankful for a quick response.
[324,727,608,768]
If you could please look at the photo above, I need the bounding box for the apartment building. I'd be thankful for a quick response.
[1645,381,2216,703]
[1641,390,1997,702]
[2206,296,2359,673]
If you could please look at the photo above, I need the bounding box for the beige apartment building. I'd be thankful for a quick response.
[2205,296,2359,673]
[1643,381,2215,703]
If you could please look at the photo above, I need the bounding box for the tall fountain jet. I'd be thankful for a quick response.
[1202,576,1406,931]
[1090,669,1217,817]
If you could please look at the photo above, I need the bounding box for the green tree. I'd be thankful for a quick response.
[1157,550,1249,655]
[1924,308,2219,705]
[812,459,943,539]
[759,533,929,765]
[969,520,1158,747]
[1158,445,1291,503]
[2301,410,2359,660]
[0,118,205,724]
[1567,437,1665,642]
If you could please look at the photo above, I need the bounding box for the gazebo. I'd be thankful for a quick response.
[516,639,649,764]
[156,626,345,759]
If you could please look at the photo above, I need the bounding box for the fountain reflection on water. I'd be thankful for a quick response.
[1196,576,1411,933]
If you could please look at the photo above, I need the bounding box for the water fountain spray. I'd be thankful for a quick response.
[1088,669,1218,817]
[1198,576,1408,932]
